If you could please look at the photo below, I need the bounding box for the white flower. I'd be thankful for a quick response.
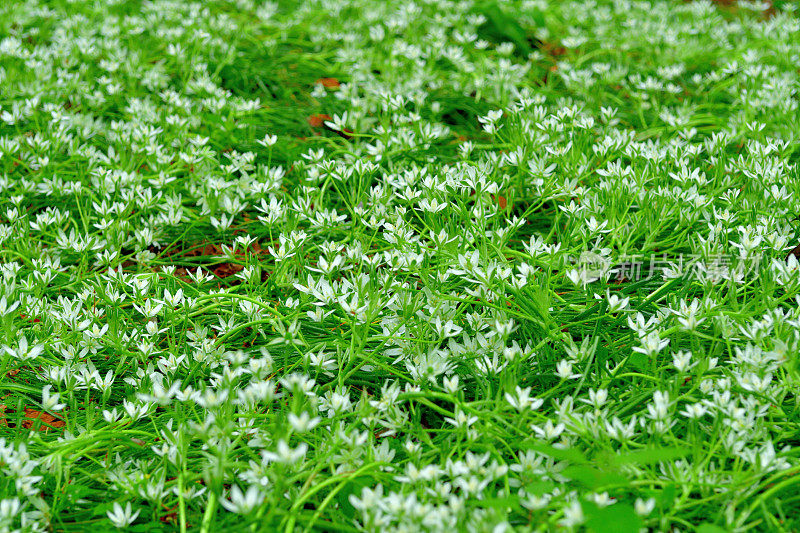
[601,290,630,313]
[444,409,478,429]
[632,331,670,357]
[591,492,615,507]
[478,109,504,134]
[220,485,263,514]
[647,391,671,421]
[443,375,460,394]
[580,388,608,409]
[556,359,580,379]
[2,336,44,361]
[0,296,20,316]
[288,411,321,433]
[634,497,656,516]
[672,350,694,372]
[41,385,66,412]
[257,134,278,147]
[505,386,543,411]
[521,492,550,510]
[559,500,584,528]
[679,402,707,419]
[532,420,565,440]
[107,502,140,528]
[261,440,308,465]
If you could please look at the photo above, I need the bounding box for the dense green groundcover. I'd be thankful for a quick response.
[1,0,800,531]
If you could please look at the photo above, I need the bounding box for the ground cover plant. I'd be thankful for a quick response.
[0,0,799,531]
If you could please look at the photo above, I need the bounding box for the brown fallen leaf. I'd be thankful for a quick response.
[159,503,179,525]
[0,407,66,432]
[213,263,245,278]
[315,77,340,88]
[786,244,800,262]
[540,41,567,58]
[22,409,66,430]
[308,114,332,128]
[198,243,223,257]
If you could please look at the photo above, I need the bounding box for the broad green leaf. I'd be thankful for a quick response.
[584,502,642,533]
[613,447,688,466]
[563,465,628,489]
[696,524,729,533]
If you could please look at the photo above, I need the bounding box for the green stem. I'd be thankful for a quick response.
[200,490,217,533]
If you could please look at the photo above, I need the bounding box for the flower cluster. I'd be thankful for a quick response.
[0,0,799,531]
